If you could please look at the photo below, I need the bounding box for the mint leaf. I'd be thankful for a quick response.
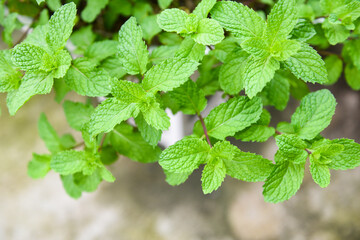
[309,156,331,188]
[99,166,115,182]
[205,96,263,140]
[290,19,316,42]
[12,43,49,71]
[343,39,360,70]
[241,37,270,59]
[0,50,21,92]
[84,40,118,63]
[243,55,280,98]
[2,13,21,46]
[284,43,328,84]
[265,0,298,44]
[111,80,146,104]
[81,0,109,23]
[271,39,301,61]
[51,150,88,175]
[192,18,224,45]
[110,123,161,163]
[64,58,111,97]
[140,100,170,131]
[27,154,51,179]
[164,170,191,186]
[263,161,305,203]
[174,37,206,61]
[46,2,76,52]
[345,64,360,90]
[63,101,94,131]
[193,0,216,19]
[201,158,226,194]
[61,175,82,199]
[73,171,102,192]
[322,19,350,45]
[327,139,360,170]
[157,9,188,33]
[88,98,140,137]
[53,50,72,79]
[142,57,199,92]
[38,113,62,153]
[135,114,162,147]
[291,89,336,140]
[158,0,173,10]
[275,134,308,164]
[7,71,54,115]
[118,17,149,75]
[159,138,210,173]
[324,55,343,84]
[211,1,266,41]
[166,79,207,115]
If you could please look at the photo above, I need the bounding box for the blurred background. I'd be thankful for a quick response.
[2,1,360,240]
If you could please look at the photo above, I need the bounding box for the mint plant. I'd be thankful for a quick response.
[1,0,360,203]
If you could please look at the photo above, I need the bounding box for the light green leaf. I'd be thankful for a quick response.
[7,71,54,115]
[201,158,226,194]
[265,0,298,44]
[36,0,45,4]
[88,98,140,137]
[84,40,118,63]
[118,17,149,75]
[241,37,270,58]
[327,139,360,170]
[204,96,263,140]
[224,150,274,182]
[159,138,210,173]
[150,45,178,64]
[166,79,207,115]
[174,37,206,61]
[324,55,343,84]
[74,171,102,192]
[275,134,308,164]
[343,39,360,70]
[53,50,72,79]
[70,26,96,54]
[157,8,188,33]
[63,101,94,131]
[345,64,360,90]
[290,19,316,42]
[192,18,224,45]
[110,123,162,163]
[158,0,173,10]
[51,150,88,175]
[81,0,109,23]
[164,170,191,186]
[271,39,301,61]
[322,19,350,45]
[46,0,61,11]
[291,89,336,140]
[46,2,77,51]
[61,175,82,199]
[12,43,49,71]
[2,13,21,46]
[140,15,162,42]
[28,154,51,179]
[193,0,216,19]
[64,58,111,97]
[38,113,62,153]
[211,1,266,41]
[243,55,280,98]
[135,113,162,147]
[320,0,345,14]
[309,156,330,188]
[263,161,305,203]
[284,43,328,84]
[111,80,146,104]
[0,50,21,92]
[99,166,115,182]
[140,100,170,131]
[142,57,199,92]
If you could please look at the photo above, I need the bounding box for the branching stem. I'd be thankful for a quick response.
[198,114,212,148]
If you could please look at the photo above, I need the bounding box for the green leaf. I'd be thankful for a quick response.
[324,55,343,84]
[140,100,170,131]
[327,139,360,170]
[290,19,316,42]
[64,58,111,97]
[243,55,280,98]
[204,96,263,140]
[53,50,72,79]
[211,37,241,62]
[159,138,210,173]
[263,161,305,203]
[309,156,330,188]
[61,175,82,199]
[46,2,76,52]
[265,0,298,44]
[27,154,51,179]
[111,80,146,104]
[193,0,216,19]
[322,19,350,45]
[284,43,328,84]
[142,57,199,92]
[164,170,191,186]
[192,18,224,45]
[2,13,21,46]
[219,49,249,95]
[174,37,206,61]
[134,113,162,147]
[63,101,94,131]
[38,113,62,153]
[46,0,61,11]
[7,71,54,115]
[158,0,173,10]
[211,1,266,41]
[291,89,336,140]
[224,150,274,182]
[201,158,226,194]
[0,50,21,92]
[54,78,70,103]
[99,166,115,182]
[74,171,102,192]
[81,0,109,23]
[320,0,344,14]
[12,43,49,71]
[260,70,290,111]
[88,98,140,137]
[84,40,118,63]
[271,39,301,61]
[345,63,360,90]
[166,79,207,115]
[157,9,188,33]
[70,26,96,54]
[110,123,161,163]
[151,45,178,64]
[343,39,360,70]
[275,134,308,164]
[118,17,149,75]
[51,150,88,175]
[140,15,162,43]
[241,37,270,59]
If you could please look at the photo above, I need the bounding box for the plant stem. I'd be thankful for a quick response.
[198,114,212,148]
[98,133,107,151]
